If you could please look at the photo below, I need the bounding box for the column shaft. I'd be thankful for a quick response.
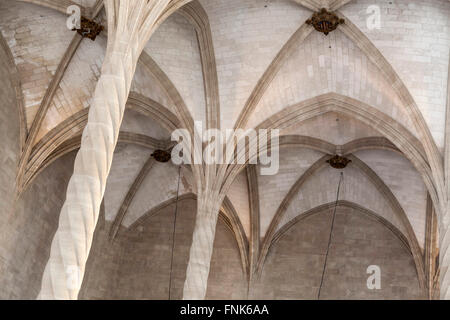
[183,191,222,299]
[440,212,450,299]
[38,32,140,300]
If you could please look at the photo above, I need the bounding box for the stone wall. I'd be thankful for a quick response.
[145,13,206,123]
[80,200,423,300]
[0,0,72,129]
[199,0,311,129]
[80,198,247,300]
[0,152,75,299]
[115,199,198,300]
[205,217,248,299]
[0,30,19,226]
[0,28,20,297]
[78,216,122,300]
[342,0,450,149]
[251,206,425,300]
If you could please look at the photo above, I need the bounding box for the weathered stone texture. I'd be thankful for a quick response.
[199,0,311,129]
[145,13,206,123]
[78,219,122,300]
[280,112,382,145]
[278,164,405,236]
[124,163,192,227]
[227,171,251,238]
[103,144,153,222]
[80,200,423,300]
[0,0,445,300]
[0,152,75,299]
[80,199,246,300]
[355,149,427,248]
[0,24,20,288]
[0,28,19,221]
[251,207,424,299]
[131,61,178,115]
[116,199,198,300]
[36,35,106,142]
[258,147,324,238]
[342,0,450,149]
[248,29,417,136]
[0,0,73,128]
[205,217,248,299]
[120,109,171,141]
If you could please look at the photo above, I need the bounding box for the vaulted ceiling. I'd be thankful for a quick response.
[1,0,449,297]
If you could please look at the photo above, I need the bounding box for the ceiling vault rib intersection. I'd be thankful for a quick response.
[4,0,447,299]
[11,0,204,198]
[292,0,320,12]
[255,155,329,277]
[138,50,205,188]
[15,0,105,195]
[349,154,426,289]
[221,196,250,278]
[328,0,353,11]
[253,93,438,214]
[25,131,167,192]
[220,94,438,220]
[292,0,354,11]
[179,0,220,130]
[254,153,426,290]
[109,155,157,241]
[15,33,83,193]
[121,191,250,281]
[215,8,443,239]
[233,22,313,130]
[14,0,443,214]
[337,11,445,214]
[20,92,178,192]
[223,135,404,202]
[210,4,444,224]
[268,200,425,293]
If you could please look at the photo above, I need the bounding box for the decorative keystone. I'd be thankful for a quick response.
[152,150,172,163]
[306,8,345,35]
[73,17,104,41]
[327,155,351,169]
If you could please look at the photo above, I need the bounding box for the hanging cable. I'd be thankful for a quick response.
[168,165,182,300]
[317,171,344,300]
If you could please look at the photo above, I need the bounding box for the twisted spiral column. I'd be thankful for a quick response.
[440,211,450,299]
[38,31,141,299]
[36,0,192,299]
[183,191,222,300]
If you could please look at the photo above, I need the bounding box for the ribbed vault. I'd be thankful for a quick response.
[0,0,448,300]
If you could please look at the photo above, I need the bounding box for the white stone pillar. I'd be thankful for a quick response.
[440,212,450,299]
[38,0,171,300]
[183,190,222,300]
[441,52,450,300]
